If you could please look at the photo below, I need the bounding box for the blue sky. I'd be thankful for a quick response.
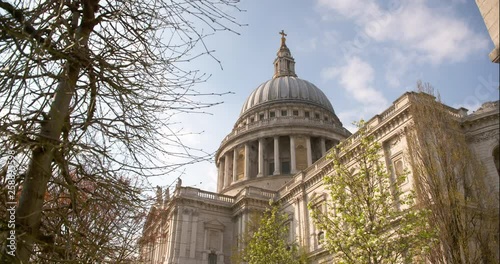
[149,0,499,193]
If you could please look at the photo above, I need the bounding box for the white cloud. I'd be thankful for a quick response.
[317,0,489,64]
[367,1,488,64]
[317,0,381,23]
[322,56,388,123]
[337,110,360,132]
[322,56,387,106]
[384,49,419,88]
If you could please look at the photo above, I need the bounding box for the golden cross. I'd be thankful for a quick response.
[279,30,287,45]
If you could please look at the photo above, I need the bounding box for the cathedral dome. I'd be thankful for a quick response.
[215,31,350,196]
[240,76,335,115]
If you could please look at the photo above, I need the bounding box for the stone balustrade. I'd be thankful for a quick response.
[173,186,278,206]
[175,187,235,204]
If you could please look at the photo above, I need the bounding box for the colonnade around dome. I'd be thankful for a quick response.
[216,134,338,193]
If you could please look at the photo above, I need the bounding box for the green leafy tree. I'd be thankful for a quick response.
[310,120,435,264]
[235,203,308,264]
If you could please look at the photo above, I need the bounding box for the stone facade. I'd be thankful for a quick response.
[139,37,500,264]
[476,0,500,63]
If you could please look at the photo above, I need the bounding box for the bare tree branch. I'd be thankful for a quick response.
[0,0,242,262]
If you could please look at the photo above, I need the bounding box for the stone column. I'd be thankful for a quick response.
[233,148,238,182]
[257,138,265,177]
[320,137,326,156]
[244,143,250,180]
[273,136,280,175]
[290,136,297,174]
[224,153,231,187]
[306,136,312,166]
[217,159,224,192]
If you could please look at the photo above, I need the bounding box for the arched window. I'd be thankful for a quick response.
[394,159,404,176]
[493,146,499,177]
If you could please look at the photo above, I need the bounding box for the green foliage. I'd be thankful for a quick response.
[309,120,436,264]
[235,203,309,264]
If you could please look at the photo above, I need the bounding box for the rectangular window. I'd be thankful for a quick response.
[315,113,320,119]
[270,111,276,118]
[208,230,221,251]
[281,161,290,174]
[293,110,299,116]
[208,252,217,264]
[259,113,264,120]
[269,162,275,175]
[281,110,287,116]
[318,231,325,245]
[304,111,310,118]
[250,117,254,123]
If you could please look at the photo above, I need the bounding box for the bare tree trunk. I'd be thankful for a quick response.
[406,84,499,263]
[0,0,241,261]
[3,0,98,260]
[15,63,80,263]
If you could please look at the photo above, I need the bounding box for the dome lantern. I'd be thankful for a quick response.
[273,30,297,78]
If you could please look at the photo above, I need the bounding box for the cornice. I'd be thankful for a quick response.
[463,109,499,125]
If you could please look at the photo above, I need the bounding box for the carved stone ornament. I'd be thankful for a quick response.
[469,130,500,143]
[390,129,405,146]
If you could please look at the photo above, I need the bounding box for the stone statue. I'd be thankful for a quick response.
[164,187,170,204]
[176,178,182,189]
[156,186,163,205]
